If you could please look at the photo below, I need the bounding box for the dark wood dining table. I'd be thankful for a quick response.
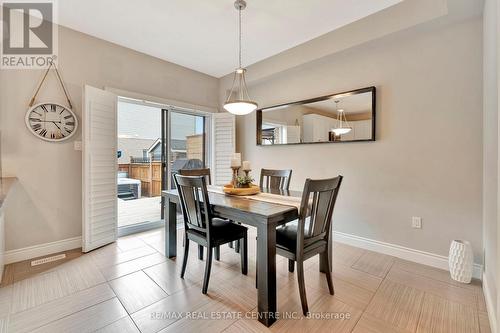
[161,187,332,327]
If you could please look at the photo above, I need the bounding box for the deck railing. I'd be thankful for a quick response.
[130,155,161,163]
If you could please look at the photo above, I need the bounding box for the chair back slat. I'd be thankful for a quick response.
[179,168,212,185]
[174,174,211,235]
[259,169,292,190]
[182,185,201,228]
[297,176,343,253]
[311,190,335,237]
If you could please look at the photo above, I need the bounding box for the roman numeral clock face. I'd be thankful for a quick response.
[25,103,78,142]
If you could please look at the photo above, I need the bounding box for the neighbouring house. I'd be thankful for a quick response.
[117,137,156,164]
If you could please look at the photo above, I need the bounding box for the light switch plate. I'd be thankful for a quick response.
[74,141,82,151]
[412,216,422,229]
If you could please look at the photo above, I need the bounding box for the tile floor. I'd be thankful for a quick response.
[0,226,491,333]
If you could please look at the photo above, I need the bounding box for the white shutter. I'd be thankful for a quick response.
[211,112,236,185]
[82,85,118,252]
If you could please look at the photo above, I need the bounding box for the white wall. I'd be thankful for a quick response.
[483,0,500,330]
[220,17,484,263]
[0,25,218,251]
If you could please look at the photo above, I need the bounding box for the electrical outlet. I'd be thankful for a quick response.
[412,216,422,229]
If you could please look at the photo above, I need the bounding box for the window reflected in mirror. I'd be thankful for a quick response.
[258,87,375,145]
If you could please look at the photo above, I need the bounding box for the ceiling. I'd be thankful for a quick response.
[309,92,372,115]
[58,0,403,77]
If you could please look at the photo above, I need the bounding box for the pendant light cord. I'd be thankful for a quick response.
[336,101,342,128]
[224,0,258,113]
[238,6,242,69]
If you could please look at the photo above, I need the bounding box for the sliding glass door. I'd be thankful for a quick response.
[116,99,165,236]
[160,107,210,223]
[117,99,210,235]
[168,110,207,189]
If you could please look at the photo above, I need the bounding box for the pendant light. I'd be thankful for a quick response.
[331,100,352,135]
[223,0,258,115]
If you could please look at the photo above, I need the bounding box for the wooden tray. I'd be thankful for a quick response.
[223,184,260,196]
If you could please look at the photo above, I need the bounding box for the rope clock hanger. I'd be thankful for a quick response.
[25,62,78,142]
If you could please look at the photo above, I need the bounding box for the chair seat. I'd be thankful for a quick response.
[276,220,309,252]
[276,219,326,255]
[187,218,247,246]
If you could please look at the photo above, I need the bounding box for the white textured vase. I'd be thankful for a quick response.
[448,240,473,284]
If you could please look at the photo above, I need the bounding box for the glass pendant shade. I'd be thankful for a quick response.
[224,101,258,115]
[224,68,258,115]
[331,104,352,135]
[332,127,352,135]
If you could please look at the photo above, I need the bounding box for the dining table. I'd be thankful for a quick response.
[161,187,333,327]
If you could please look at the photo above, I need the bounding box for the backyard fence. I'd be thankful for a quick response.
[118,161,162,197]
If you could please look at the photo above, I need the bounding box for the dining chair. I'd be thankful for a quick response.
[179,168,211,184]
[174,174,248,294]
[178,168,215,260]
[246,168,293,257]
[260,168,293,190]
[282,176,342,314]
[257,176,343,315]
[232,168,294,253]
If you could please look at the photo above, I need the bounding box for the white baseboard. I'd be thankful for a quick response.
[333,231,483,280]
[2,232,484,280]
[482,272,498,333]
[4,236,82,265]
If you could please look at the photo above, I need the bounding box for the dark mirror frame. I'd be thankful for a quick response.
[256,86,376,146]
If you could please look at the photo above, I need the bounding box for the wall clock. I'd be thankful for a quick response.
[25,102,78,142]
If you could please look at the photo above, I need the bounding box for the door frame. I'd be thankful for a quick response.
[166,106,213,190]
[160,108,168,220]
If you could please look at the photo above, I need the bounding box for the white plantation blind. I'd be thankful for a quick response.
[82,85,118,252]
[212,112,236,185]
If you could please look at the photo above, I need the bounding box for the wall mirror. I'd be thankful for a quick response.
[256,87,376,145]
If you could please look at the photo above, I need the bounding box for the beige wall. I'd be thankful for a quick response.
[0,0,486,273]
[0,26,218,251]
[483,0,499,326]
[220,17,483,262]
[238,0,449,84]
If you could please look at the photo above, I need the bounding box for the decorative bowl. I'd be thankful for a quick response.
[223,184,260,196]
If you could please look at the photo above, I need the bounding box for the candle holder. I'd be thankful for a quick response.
[231,166,240,187]
[243,169,252,178]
